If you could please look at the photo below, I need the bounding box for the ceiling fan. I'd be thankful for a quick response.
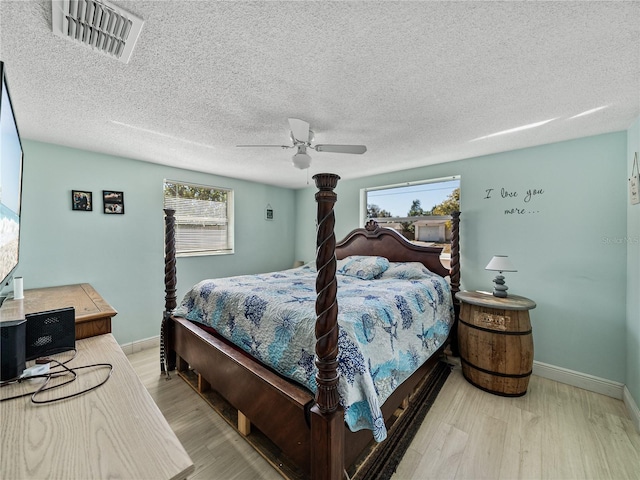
[237,118,367,169]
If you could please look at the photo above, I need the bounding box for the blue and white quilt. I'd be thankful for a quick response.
[174,257,454,442]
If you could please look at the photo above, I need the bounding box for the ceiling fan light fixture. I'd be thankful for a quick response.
[292,151,312,170]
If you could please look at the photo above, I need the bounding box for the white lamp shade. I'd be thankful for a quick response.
[485,255,517,272]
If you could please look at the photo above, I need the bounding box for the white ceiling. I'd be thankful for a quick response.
[1,1,639,189]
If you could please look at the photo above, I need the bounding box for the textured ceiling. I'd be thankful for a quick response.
[1,1,639,189]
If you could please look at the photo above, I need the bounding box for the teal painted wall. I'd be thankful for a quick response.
[11,140,296,345]
[296,132,628,383]
[627,117,640,408]
[9,132,633,392]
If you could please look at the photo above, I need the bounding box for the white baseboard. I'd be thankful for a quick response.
[119,335,160,356]
[532,360,624,399]
[623,385,640,433]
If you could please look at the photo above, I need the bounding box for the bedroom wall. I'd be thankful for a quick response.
[295,131,628,385]
[627,116,640,410]
[9,140,297,345]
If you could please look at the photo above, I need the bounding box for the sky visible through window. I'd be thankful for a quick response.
[367,179,460,217]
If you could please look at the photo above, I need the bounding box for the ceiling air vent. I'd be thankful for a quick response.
[51,0,144,63]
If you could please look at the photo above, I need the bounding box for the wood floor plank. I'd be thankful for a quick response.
[404,421,468,480]
[605,413,640,479]
[540,382,589,479]
[455,413,508,479]
[498,406,542,480]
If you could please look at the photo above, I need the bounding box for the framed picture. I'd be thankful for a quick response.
[103,190,124,214]
[72,190,93,211]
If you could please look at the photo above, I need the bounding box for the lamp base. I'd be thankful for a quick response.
[492,274,509,298]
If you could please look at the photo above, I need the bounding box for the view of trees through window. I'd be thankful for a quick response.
[365,177,460,248]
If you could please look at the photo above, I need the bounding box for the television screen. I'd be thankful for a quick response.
[0,61,24,289]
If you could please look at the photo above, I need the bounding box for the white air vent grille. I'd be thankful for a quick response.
[51,0,144,63]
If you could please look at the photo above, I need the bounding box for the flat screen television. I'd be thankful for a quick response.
[0,61,24,297]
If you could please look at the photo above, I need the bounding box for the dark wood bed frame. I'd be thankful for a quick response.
[161,173,460,480]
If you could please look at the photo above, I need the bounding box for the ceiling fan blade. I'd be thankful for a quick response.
[314,144,367,154]
[288,118,310,143]
[236,144,292,149]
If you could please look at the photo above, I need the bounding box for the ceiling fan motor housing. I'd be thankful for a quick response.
[291,130,314,145]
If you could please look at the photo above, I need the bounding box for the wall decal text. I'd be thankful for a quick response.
[483,187,545,215]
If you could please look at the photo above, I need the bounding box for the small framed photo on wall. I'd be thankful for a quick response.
[72,190,93,211]
[103,190,124,214]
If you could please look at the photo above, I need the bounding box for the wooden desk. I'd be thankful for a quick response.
[0,334,194,480]
[0,283,117,339]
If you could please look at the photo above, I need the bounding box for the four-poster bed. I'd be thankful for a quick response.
[160,173,461,480]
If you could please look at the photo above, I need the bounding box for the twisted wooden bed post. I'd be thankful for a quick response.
[313,173,340,413]
[161,208,177,374]
[449,211,461,356]
[311,173,344,480]
[449,211,460,296]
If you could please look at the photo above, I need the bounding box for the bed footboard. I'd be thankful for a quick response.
[172,316,314,471]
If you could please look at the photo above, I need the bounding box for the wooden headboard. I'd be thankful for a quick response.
[336,219,455,279]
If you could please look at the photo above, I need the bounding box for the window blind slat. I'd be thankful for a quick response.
[163,181,233,255]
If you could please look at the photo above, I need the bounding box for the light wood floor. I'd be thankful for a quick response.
[127,347,640,479]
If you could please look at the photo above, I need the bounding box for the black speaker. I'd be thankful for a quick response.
[1,319,26,381]
[25,307,76,360]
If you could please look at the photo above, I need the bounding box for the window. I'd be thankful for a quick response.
[361,176,460,249]
[163,180,234,256]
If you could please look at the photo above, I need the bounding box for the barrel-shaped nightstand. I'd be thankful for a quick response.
[455,290,536,396]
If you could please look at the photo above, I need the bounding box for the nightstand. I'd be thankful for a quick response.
[455,290,536,396]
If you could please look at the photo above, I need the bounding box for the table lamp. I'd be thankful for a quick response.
[485,255,517,298]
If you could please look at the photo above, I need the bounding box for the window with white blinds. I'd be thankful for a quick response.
[163,180,234,256]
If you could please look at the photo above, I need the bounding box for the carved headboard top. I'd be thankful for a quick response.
[335,220,450,278]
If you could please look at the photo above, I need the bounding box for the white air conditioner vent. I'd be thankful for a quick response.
[51,0,144,63]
